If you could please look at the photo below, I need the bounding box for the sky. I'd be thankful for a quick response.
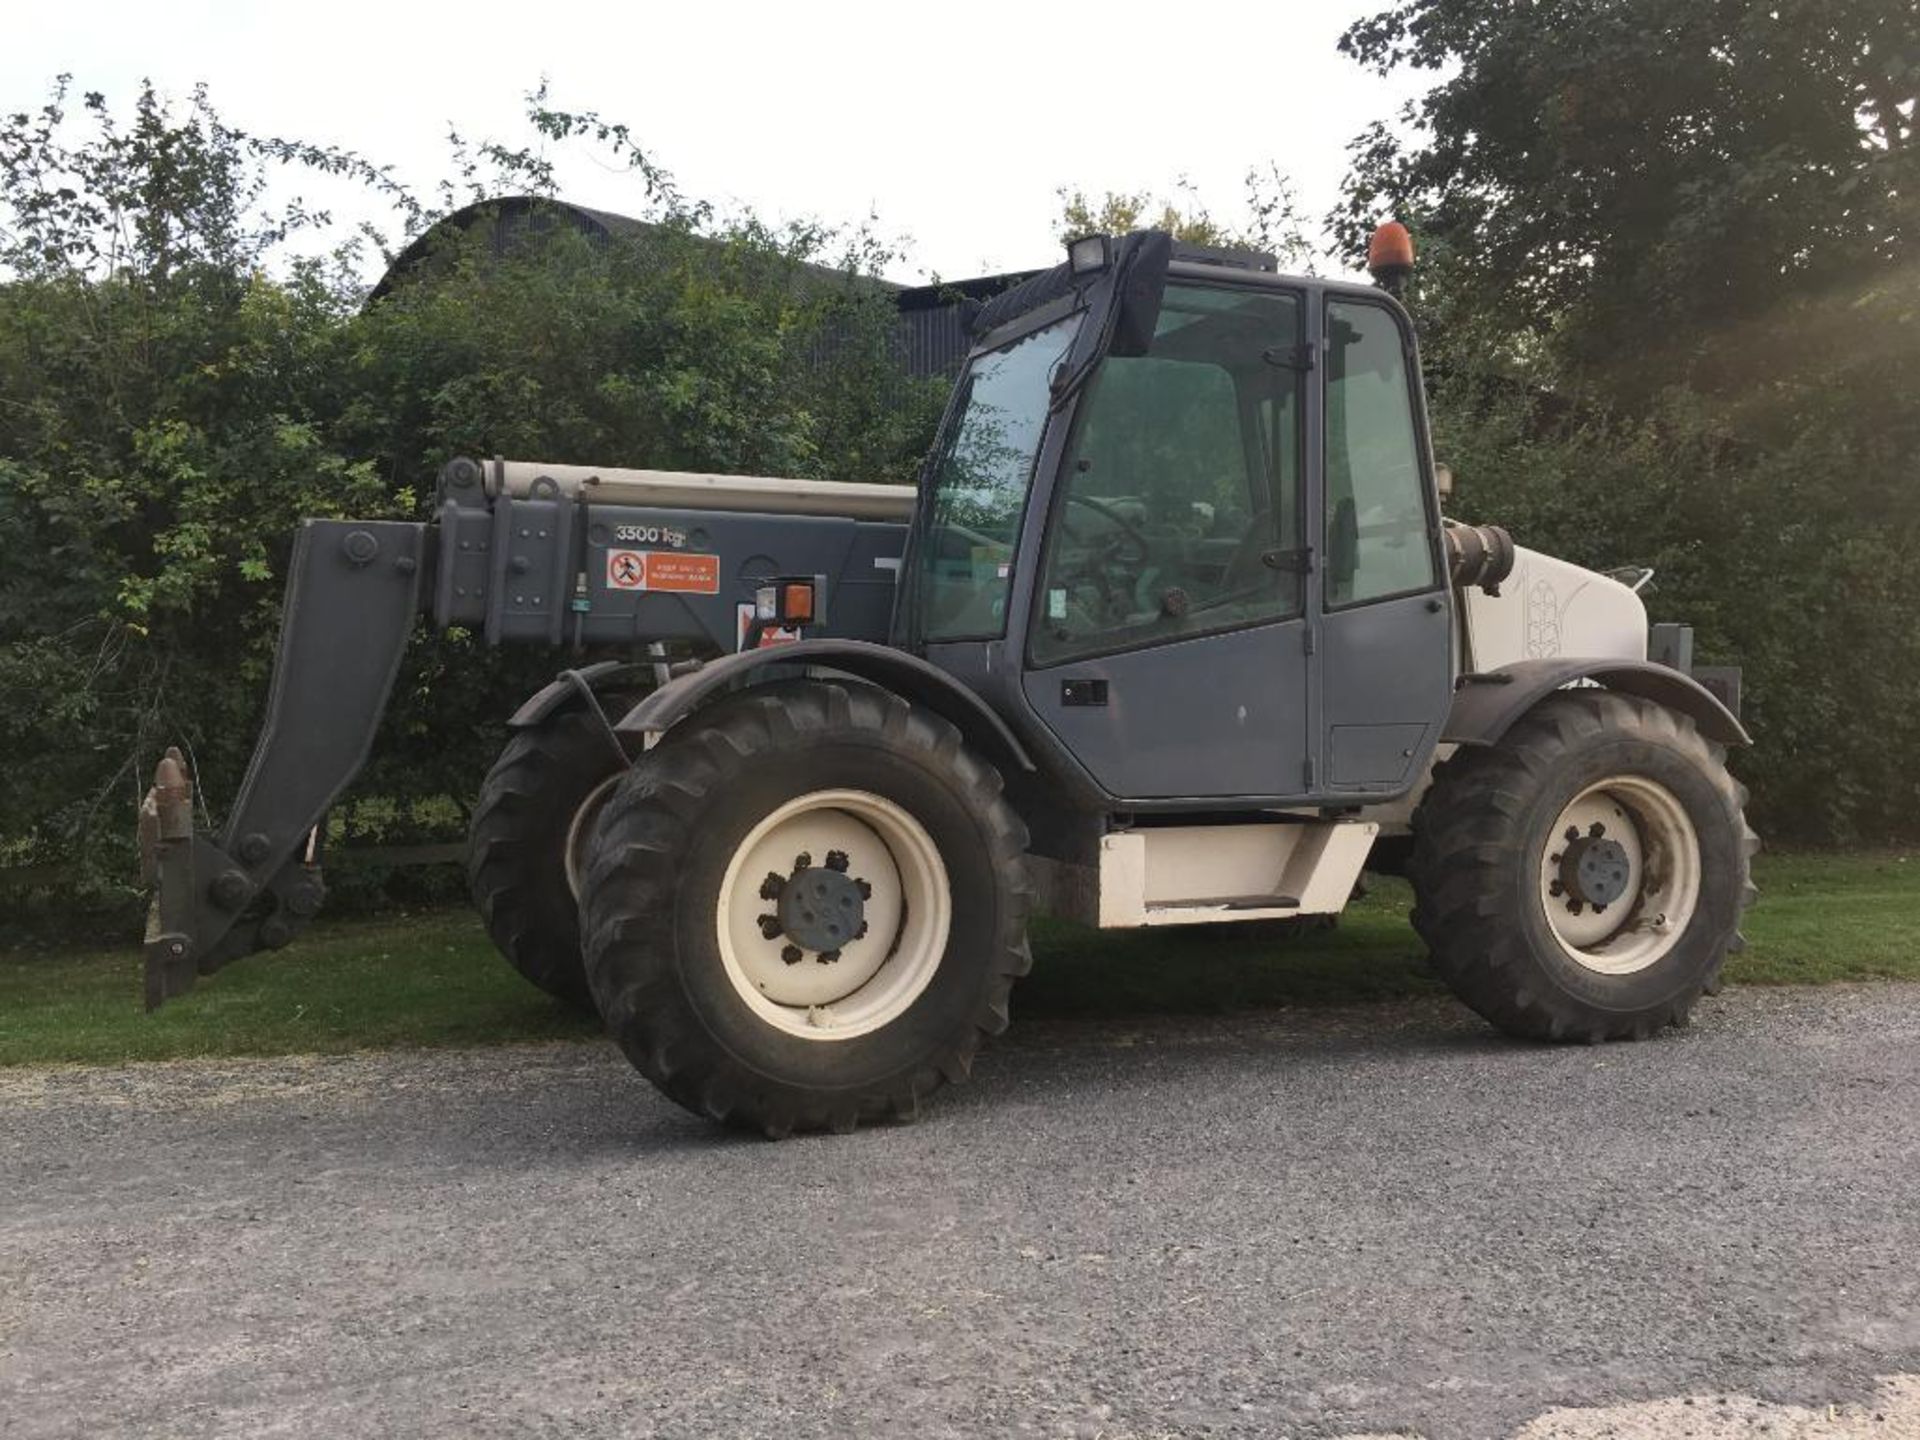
[7,0,1431,285]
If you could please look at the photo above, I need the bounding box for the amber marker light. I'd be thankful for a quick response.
[1367,221,1416,293]
[782,582,816,626]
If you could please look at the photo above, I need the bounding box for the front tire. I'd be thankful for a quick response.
[468,707,630,1010]
[1409,691,1757,1042]
[579,681,1031,1136]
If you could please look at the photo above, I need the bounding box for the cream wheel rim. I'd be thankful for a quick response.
[1538,775,1701,976]
[564,775,622,901]
[716,789,951,1041]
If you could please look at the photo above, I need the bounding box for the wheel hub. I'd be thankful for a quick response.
[760,850,870,960]
[1538,777,1702,976]
[716,789,952,1040]
[1558,827,1632,910]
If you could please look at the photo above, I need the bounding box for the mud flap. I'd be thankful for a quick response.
[137,519,427,1007]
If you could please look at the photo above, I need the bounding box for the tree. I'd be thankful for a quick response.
[1058,165,1317,271]
[1337,0,1918,398]
[1337,0,1920,844]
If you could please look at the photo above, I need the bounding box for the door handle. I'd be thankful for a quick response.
[1061,679,1109,707]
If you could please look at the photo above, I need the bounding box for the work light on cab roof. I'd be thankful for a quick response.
[1066,233,1113,275]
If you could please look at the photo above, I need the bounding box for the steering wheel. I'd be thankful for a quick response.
[1061,492,1151,567]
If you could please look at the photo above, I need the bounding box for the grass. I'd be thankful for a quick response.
[2,851,1915,1067]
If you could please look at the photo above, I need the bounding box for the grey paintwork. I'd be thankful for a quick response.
[143,518,427,1005]
[435,488,903,653]
[1021,618,1312,800]
[1318,591,1454,793]
[949,262,1458,807]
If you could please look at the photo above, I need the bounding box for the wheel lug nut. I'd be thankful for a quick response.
[759,872,785,901]
[817,948,842,965]
[758,914,782,939]
[854,878,872,899]
[793,851,812,871]
[1588,822,1606,838]
[825,850,850,873]
[780,944,803,966]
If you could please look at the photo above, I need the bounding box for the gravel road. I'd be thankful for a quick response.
[4,985,1919,1439]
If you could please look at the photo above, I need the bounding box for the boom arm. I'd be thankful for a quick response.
[140,458,909,1006]
[141,519,427,1005]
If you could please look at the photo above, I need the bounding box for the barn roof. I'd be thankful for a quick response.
[369,195,1041,377]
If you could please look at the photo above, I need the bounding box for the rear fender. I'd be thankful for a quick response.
[1444,658,1750,748]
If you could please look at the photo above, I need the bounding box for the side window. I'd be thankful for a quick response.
[1324,301,1438,606]
[919,316,1080,641]
[1030,285,1303,667]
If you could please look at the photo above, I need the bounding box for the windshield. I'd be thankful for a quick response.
[913,313,1081,642]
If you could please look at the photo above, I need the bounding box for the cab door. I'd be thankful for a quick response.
[1314,296,1453,794]
[1019,282,1313,801]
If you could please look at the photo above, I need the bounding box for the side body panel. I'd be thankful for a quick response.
[1318,592,1454,792]
[1020,618,1311,799]
[434,496,905,654]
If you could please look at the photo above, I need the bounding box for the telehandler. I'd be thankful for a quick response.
[139,224,1756,1135]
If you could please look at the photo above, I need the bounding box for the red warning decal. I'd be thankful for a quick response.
[643,552,722,594]
[604,550,721,595]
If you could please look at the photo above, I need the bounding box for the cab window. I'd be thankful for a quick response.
[918,315,1081,641]
[1324,300,1437,606]
[1030,285,1303,667]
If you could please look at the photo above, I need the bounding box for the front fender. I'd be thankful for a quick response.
[507,659,654,730]
[614,640,1036,774]
[1444,658,1751,748]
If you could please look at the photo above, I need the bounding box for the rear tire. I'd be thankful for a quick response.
[468,707,630,1010]
[1409,690,1757,1042]
[578,681,1031,1137]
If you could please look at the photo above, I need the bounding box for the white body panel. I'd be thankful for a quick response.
[1461,546,1648,671]
[1093,822,1378,927]
[492,458,916,522]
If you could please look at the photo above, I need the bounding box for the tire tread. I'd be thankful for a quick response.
[1409,690,1756,1042]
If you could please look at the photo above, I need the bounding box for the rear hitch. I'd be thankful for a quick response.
[137,747,331,1009]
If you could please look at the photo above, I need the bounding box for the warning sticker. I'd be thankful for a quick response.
[604,549,721,595]
[607,550,647,590]
[643,552,721,594]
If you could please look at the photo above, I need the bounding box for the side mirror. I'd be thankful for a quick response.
[1109,231,1173,358]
